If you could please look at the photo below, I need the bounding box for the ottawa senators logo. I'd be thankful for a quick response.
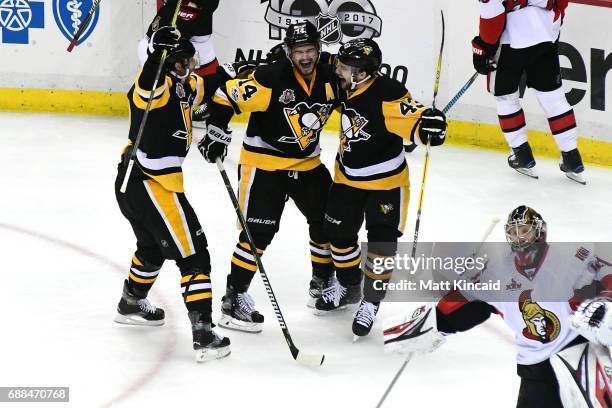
[339,104,370,157]
[280,102,331,150]
[519,293,560,343]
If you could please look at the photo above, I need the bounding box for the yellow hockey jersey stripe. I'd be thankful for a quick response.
[334,161,409,190]
[239,148,322,171]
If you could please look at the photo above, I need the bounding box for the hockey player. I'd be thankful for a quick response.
[472,0,585,183]
[114,27,231,362]
[317,38,447,339]
[384,206,612,406]
[198,21,341,333]
[138,0,221,124]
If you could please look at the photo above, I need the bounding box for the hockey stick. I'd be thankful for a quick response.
[119,1,183,194]
[410,9,445,259]
[441,71,479,115]
[376,11,445,408]
[376,217,499,408]
[66,0,102,52]
[404,71,478,152]
[215,158,325,367]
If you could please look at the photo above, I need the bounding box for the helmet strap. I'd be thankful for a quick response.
[349,68,371,91]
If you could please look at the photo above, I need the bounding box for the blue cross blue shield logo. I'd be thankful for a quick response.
[0,0,45,44]
[53,0,99,46]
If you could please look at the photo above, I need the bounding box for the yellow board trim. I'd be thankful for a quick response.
[186,292,212,302]
[2,89,611,166]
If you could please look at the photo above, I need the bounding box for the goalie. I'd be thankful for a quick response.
[384,206,612,407]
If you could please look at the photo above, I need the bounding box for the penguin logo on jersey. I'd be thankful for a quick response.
[339,104,371,156]
[519,298,560,343]
[280,102,330,150]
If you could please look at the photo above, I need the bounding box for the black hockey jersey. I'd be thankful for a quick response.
[335,74,425,190]
[146,0,219,39]
[211,58,341,171]
[124,59,220,192]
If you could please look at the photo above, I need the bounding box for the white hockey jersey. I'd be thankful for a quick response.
[479,0,566,49]
[458,243,611,365]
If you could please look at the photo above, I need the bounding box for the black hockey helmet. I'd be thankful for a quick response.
[284,21,321,51]
[337,38,382,75]
[165,37,196,75]
[505,205,547,250]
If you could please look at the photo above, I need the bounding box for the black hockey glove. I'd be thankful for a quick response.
[471,36,498,75]
[217,61,258,80]
[148,26,180,58]
[266,43,285,64]
[418,108,447,146]
[198,124,232,163]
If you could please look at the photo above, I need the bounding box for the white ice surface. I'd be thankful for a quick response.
[0,112,611,407]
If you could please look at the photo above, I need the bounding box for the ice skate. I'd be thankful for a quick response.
[508,142,538,179]
[560,149,586,185]
[189,312,230,363]
[307,275,335,308]
[114,280,165,326]
[313,280,361,316]
[218,285,264,333]
[352,300,380,341]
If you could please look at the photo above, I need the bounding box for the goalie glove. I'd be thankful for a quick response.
[569,297,612,347]
[198,124,232,163]
[383,303,446,356]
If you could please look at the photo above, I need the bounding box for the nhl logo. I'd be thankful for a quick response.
[278,89,296,105]
[316,13,341,44]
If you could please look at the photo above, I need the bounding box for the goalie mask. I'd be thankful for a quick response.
[336,38,382,90]
[504,205,547,251]
[165,38,198,80]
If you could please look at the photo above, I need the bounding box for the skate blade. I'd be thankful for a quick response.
[513,167,539,179]
[564,172,586,185]
[114,314,164,326]
[312,305,347,316]
[195,346,231,363]
[218,314,263,333]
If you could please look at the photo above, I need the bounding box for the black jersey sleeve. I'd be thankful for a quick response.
[436,292,499,334]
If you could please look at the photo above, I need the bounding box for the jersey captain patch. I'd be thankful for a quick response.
[280,102,331,151]
[339,104,371,157]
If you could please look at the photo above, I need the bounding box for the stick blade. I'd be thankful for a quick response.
[295,351,325,367]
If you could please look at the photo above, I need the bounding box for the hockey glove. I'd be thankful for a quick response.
[418,108,447,146]
[198,124,232,163]
[472,36,498,75]
[217,61,258,80]
[148,26,180,58]
[384,303,446,355]
[569,297,612,346]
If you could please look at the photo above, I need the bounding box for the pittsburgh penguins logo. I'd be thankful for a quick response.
[339,104,371,157]
[280,102,331,150]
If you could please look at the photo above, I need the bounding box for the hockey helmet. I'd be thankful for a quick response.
[284,21,321,52]
[505,205,547,251]
[337,38,382,75]
[165,38,197,78]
